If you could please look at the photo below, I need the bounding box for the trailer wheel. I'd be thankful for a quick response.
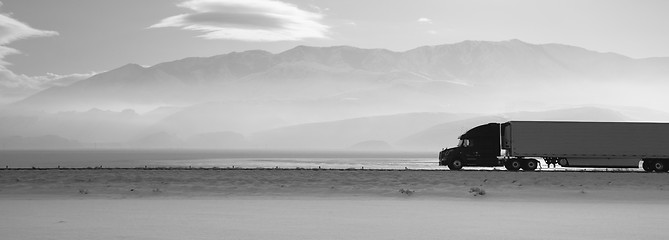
[521,160,538,171]
[448,159,463,171]
[651,160,667,172]
[505,159,521,171]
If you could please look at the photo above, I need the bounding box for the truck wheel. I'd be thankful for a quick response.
[505,160,521,171]
[642,161,653,172]
[521,160,538,171]
[651,160,667,172]
[448,159,463,170]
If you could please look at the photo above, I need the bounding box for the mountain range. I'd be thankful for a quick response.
[13,39,669,112]
[3,39,669,150]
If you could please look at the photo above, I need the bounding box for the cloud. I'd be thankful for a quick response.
[150,0,330,41]
[0,11,58,66]
[0,13,58,44]
[0,3,69,104]
[417,17,433,24]
[0,70,95,104]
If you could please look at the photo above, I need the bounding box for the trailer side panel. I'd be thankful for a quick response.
[508,121,669,158]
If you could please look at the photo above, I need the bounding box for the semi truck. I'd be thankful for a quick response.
[438,121,669,172]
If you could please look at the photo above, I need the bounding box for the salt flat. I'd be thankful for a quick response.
[1,169,668,240]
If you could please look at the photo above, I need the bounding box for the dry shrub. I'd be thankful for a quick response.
[399,188,415,196]
[469,187,485,196]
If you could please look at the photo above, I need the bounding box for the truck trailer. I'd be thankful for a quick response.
[438,121,669,172]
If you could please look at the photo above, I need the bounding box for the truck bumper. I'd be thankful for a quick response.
[438,150,449,166]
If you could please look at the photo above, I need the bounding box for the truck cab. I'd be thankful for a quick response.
[439,123,502,170]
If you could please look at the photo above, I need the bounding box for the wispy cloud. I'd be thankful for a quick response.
[417,17,433,24]
[0,71,95,104]
[150,0,330,42]
[0,2,91,104]
[0,72,95,89]
[0,8,58,66]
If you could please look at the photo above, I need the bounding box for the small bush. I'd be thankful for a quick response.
[399,188,415,196]
[78,189,88,194]
[469,187,486,196]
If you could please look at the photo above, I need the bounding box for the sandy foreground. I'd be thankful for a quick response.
[1,169,668,240]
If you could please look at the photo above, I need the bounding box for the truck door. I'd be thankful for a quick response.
[467,137,499,166]
[460,139,480,162]
[458,123,502,166]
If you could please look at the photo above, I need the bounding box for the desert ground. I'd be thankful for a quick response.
[2,169,668,240]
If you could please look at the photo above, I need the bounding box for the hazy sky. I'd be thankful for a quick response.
[1,0,669,81]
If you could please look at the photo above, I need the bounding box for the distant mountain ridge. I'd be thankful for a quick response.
[14,39,669,111]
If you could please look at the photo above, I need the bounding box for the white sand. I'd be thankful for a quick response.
[1,169,668,239]
[3,198,667,240]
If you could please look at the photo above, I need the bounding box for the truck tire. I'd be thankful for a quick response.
[505,159,521,171]
[448,159,463,170]
[521,160,538,171]
[651,160,667,172]
[642,161,653,172]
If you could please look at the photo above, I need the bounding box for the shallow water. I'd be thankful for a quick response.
[0,149,641,171]
[0,149,438,169]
